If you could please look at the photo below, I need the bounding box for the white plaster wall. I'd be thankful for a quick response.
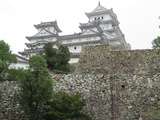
[50,38,57,42]
[9,63,29,69]
[110,41,121,46]
[47,27,56,34]
[100,24,113,30]
[90,14,112,22]
[62,37,100,45]
[69,58,79,64]
[31,53,36,56]
[103,14,112,21]
[30,38,57,44]
[68,46,82,53]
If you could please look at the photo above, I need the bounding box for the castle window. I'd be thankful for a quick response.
[95,17,96,20]
[74,46,77,50]
[101,16,103,19]
[98,17,100,20]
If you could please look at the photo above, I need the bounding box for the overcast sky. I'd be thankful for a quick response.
[0,0,159,53]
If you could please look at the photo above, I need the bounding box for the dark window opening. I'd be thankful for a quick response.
[102,90,105,93]
[74,46,77,50]
[121,85,125,89]
[101,16,103,19]
[70,85,73,88]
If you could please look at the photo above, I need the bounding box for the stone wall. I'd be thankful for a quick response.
[0,81,25,120]
[1,73,160,120]
[77,45,160,75]
[1,45,160,120]
[54,73,160,120]
[53,45,160,120]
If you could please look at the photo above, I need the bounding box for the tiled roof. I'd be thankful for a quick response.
[34,21,62,32]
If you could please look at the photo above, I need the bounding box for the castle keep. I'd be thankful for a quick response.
[19,2,130,63]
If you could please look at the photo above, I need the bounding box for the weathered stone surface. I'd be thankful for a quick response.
[53,73,160,120]
[77,45,160,75]
[1,73,160,120]
[0,81,26,120]
[1,45,160,120]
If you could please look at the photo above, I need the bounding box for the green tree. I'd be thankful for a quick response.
[7,68,26,81]
[0,40,16,81]
[152,36,160,49]
[44,92,91,120]
[44,43,71,73]
[19,55,53,120]
[56,45,70,72]
[44,43,57,70]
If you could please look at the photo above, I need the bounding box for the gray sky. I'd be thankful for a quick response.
[0,0,159,53]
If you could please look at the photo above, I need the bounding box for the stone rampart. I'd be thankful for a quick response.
[77,45,160,75]
[1,45,160,120]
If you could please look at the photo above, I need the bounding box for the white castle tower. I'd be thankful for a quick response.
[19,2,130,63]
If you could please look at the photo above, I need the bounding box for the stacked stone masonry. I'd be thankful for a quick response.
[1,45,160,120]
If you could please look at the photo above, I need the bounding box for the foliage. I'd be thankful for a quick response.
[0,40,17,81]
[143,108,160,120]
[19,55,53,120]
[152,36,160,49]
[7,68,26,81]
[44,92,91,120]
[56,45,70,72]
[44,43,57,70]
[44,43,71,73]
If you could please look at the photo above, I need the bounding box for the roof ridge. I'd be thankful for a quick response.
[91,2,107,13]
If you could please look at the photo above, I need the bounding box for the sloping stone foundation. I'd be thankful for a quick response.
[1,45,160,120]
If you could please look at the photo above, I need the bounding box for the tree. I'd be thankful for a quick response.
[152,36,160,49]
[0,40,16,81]
[44,43,71,73]
[19,55,53,120]
[56,45,70,72]
[44,43,57,70]
[7,68,26,81]
[44,92,91,120]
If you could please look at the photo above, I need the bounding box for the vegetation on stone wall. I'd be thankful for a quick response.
[152,36,160,49]
[19,55,53,120]
[7,68,26,81]
[44,92,91,120]
[144,108,160,120]
[44,43,71,73]
[0,40,17,81]
[18,55,89,120]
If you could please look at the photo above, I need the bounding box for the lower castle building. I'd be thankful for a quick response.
[19,2,130,63]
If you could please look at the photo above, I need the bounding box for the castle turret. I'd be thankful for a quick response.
[19,21,62,58]
[79,2,130,49]
[85,2,118,25]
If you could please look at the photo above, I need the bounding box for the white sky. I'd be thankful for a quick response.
[0,0,159,53]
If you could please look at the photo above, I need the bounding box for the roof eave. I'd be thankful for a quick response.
[54,21,62,33]
[26,36,32,41]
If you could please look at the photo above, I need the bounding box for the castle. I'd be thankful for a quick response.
[19,2,130,64]
[1,2,160,120]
